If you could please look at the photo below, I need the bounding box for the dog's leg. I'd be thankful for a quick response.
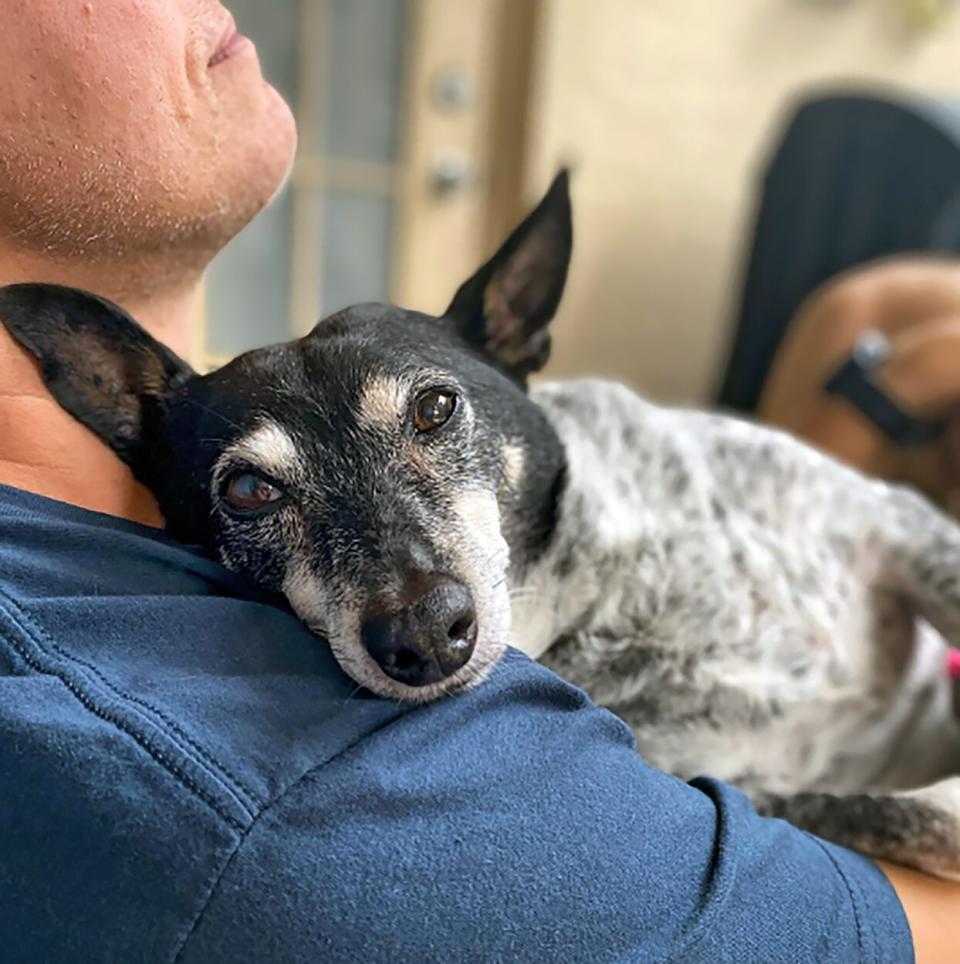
[753,778,960,881]
[883,487,960,648]
[878,488,960,725]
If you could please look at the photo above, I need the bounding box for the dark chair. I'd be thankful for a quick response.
[716,89,960,416]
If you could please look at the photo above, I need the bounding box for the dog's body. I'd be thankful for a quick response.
[3,172,960,879]
[525,379,959,793]
[521,379,960,877]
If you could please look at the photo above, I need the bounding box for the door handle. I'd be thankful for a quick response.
[429,149,474,197]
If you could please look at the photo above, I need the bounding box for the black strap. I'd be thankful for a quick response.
[825,358,946,448]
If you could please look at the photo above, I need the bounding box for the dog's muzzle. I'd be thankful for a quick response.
[360,578,477,686]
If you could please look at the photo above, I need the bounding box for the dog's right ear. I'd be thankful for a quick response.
[444,169,573,386]
[0,283,194,470]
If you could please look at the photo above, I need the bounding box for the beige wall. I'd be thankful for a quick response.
[524,0,960,403]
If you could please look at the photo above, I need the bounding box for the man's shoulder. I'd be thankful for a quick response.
[0,485,913,963]
[0,483,415,957]
[0,483,406,806]
[0,484,633,959]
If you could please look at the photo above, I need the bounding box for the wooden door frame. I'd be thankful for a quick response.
[392,0,544,313]
[196,0,543,370]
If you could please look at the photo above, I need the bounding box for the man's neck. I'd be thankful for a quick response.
[0,250,203,526]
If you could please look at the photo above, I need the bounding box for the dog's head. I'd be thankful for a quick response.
[0,172,572,701]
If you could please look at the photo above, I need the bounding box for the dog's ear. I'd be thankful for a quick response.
[0,283,195,469]
[444,169,572,384]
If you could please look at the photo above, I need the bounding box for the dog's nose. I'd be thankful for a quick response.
[361,579,477,687]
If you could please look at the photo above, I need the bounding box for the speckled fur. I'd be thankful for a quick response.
[516,378,960,879]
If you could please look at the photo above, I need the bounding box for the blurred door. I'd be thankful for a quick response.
[201,0,534,368]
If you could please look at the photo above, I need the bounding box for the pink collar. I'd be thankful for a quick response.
[948,650,960,681]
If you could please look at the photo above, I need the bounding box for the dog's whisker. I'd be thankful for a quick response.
[181,398,246,432]
[341,680,367,704]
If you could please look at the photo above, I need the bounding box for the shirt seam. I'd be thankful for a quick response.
[171,706,414,962]
[0,586,251,830]
[7,599,262,811]
[661,781,739,962]
[804,832,872,964]
[0,519,264,810]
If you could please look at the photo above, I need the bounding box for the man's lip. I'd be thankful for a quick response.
[208,17,253,68]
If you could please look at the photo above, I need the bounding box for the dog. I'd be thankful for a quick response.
[3,172,960,880]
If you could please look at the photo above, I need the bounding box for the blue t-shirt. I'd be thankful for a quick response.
[0,483,913,962]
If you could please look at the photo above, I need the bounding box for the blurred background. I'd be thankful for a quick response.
[203,0,960,408]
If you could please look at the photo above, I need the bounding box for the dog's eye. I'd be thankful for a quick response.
[413,388,457,433]
[223,472,284,514]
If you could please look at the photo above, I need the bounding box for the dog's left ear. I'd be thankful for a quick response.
[445,169,572,384]
[0,283,194,472]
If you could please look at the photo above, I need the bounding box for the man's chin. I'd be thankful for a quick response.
[232,77,297,183]
[188,92,297,257]
[260,86,298,205]
[241,85,297,209]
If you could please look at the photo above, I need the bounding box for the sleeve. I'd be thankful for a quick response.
[177,655,914,963]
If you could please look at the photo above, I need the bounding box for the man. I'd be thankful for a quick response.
[0,2,954,960]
